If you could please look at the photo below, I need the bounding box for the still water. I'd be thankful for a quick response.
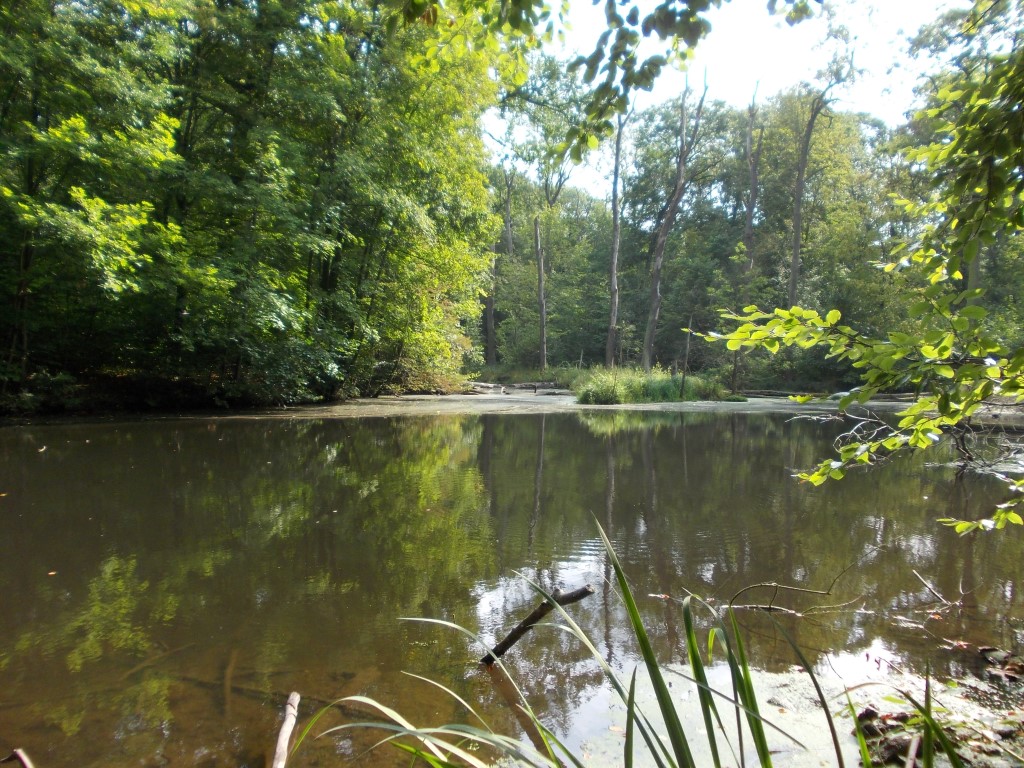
[1,406,1022,766]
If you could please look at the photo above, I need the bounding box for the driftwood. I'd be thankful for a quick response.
[480,585,594,665]
[271,692,301,768]
[0,750,36,768]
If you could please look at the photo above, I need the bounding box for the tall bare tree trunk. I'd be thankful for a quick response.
[534,214,547,372]
[789,93,828,309]
[483,249,498,366]
[605,112,626,367]
[641,86,706,372]
[743,99,763,278]
[733,97,763,393]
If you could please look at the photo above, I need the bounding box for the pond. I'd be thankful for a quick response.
[1,401,1023,766]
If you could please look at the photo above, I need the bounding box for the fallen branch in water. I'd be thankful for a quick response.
[271,691,300,768]
[480,585,594,665]
[118,642,195,681]
[176,674,376,720]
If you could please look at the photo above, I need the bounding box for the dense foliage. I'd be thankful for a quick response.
[4,0,1024,448]
[1,0,498,408]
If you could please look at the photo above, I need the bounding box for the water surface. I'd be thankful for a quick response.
[1,407,1022,765]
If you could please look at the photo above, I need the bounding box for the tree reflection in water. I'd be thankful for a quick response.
[0,410,1021,765]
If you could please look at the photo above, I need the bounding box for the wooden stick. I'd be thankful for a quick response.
[904,733,921,768]
[480,585,594,665]
[272,691,301,768]
[0,750,36,768]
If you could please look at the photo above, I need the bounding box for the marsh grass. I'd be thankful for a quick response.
[297,524,965,768]
[574,367,725,405]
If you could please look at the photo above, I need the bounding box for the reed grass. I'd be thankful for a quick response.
[574,367,725,405]
[297,523,966,768]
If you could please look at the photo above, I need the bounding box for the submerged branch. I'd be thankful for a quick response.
[480,585,595,665]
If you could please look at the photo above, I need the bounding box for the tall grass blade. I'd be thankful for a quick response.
[324,721,493,767]
[596,522,696,768]
[923,669,934,766]
[290,696,342,756]
[402,616,557,761]
[402,671,492,731]
[898,691,965,768]
[845,693,873,768]
[771,618,845,768]
[682,596,722,768]
[626,669,637,768]
[525,580,674,768]
[534,723,590,768]
[727,608,773,768]
[392,742,458,768]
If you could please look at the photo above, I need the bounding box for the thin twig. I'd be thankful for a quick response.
[912,570,952,606]
[729,582,829,609]
[730,604,803,616]
[803,596,866,614]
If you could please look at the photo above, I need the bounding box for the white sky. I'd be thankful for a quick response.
[555,0,967,124]
[524,0,968,188]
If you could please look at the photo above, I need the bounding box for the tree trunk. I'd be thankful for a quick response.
[743,100,763,280]
[734,97,763,393]
[789,93,827,309]
[483,250,498,366]
[605,112,626,367]
[534,214,547,372]
[641,87,706,372]
[486,172,515,366]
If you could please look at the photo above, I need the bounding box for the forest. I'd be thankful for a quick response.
[1,0,1023,413]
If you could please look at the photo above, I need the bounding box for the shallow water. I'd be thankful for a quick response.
[1,407,1022,766]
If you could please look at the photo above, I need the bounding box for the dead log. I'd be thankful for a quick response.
[480,585,594,665]
[271,691,300,768]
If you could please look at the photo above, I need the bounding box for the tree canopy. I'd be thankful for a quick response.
[3,0,1024,540]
